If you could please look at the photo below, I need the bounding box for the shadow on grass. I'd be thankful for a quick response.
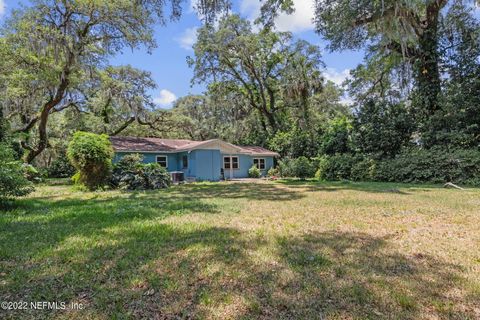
[274,179,447,195]
[1,221,477,319]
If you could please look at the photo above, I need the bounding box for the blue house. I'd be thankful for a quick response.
[110,136,279,181]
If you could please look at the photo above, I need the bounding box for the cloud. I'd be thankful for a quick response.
[241,0,315,33]
[0,0,6,17]
[323,67,351,86]
[177,27,198,50]
[153,89,177,107]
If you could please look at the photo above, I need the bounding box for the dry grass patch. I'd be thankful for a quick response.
[0,179,479,319]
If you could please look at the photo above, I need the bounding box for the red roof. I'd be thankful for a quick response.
[110,136,279,156]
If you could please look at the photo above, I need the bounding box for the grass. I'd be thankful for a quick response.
[1,179,479,319]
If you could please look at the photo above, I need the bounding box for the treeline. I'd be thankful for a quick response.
[0,0,479,196]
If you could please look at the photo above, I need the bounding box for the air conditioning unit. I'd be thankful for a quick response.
[170,171,184,184]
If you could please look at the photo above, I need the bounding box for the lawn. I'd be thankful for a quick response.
[1,180,479,319]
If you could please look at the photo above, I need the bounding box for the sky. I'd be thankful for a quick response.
[0,0,365,107]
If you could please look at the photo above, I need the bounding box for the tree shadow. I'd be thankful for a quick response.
[168,182,305,201]
[274,179,448,195]
[2,224,477,319]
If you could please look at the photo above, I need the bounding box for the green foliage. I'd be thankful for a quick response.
[279,157,315,179]
[22,164,42,183]
[374,148,480,186]
[267,167,279,177]
[316,154,359,181]
[353,100,414,157]
[47,154,76,178]
[67,132,113,190]
[111,154,171,190]
[248,165,261,178]
[0,143,34,200]
[316,149,480,186]
[320,116,353,155]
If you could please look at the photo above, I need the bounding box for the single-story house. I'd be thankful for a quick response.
[110,136,279,181]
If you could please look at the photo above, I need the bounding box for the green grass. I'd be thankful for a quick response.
[1,179,479,319]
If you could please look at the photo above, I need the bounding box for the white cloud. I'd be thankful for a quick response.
[153,89,177,107]
[324,67,351,86]
[0,0,6,17]
[240,0,315,33]
[177,27,198,50]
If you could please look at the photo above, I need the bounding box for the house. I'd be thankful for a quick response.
[110,136,279,181]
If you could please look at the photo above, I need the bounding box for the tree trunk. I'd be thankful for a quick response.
[415,12,441,118]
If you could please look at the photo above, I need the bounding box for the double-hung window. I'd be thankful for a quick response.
[224,156,239,169]
[156,155,168,168]
[253,158,265,170]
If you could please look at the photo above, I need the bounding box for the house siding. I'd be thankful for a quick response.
[221,154,275,178]
[114,150,275,181]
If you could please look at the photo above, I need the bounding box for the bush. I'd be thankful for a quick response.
[22,164,43,183]
[47,154,76,178]
[374,148,480,186]
[67,132,113,190]
[315,154,358,181]
[278,157,315,179]
[267,167,279,177]
[315,148,480,186]
[248,165,261,178]
[111,154,171,190]
[0,143,34,201]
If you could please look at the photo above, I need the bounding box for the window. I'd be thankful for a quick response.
[156,155,168,168]
[224,156,239,169]
[253,158,266,170]
[182,155,188,168]
[232,157,239,169]
[224,156,231,169]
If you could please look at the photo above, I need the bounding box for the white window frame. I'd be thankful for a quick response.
[224,156,239,169]
[253,158,266,170]
[156,155,168,168]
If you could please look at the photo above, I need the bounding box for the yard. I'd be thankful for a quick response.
[1,180,479,319]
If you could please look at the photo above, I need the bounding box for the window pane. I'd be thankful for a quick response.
[224,157,230,169]
[260,159,265,169]
[182,155,188,168]
[157,156,167,168]
[232,157,239,169]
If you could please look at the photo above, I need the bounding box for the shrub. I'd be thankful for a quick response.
[315,154,358,181]
[267,167,279,177]
[47,154,76,178]
[315,149,480,186]
[248,165,261,178]
[374,148,480,186]
[22,164,43,183]
[67,132,113,190]
[0,143,34,201]
[278,157,315,179]
[111,154,171,190]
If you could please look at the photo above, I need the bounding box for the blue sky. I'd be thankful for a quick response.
[0,0,365,107]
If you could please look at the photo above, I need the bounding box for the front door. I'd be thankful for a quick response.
[223,155,237,180]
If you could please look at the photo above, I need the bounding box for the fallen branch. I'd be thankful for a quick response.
[444,182,465,190]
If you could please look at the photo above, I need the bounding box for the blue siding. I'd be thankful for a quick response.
[114,152,178,172]
[221,154,275,178]
[192,149,222,181]
[114,150,275,180]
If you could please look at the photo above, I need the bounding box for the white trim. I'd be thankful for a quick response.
[156,155,168,168]
[223,156,239,170]
[253,158,266,170]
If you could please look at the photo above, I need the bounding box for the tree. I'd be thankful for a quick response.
[353,100,415,158]
[0,0,183,163]
[189,14,323,135]
[67,131,113,190]
[313,0,449,115]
